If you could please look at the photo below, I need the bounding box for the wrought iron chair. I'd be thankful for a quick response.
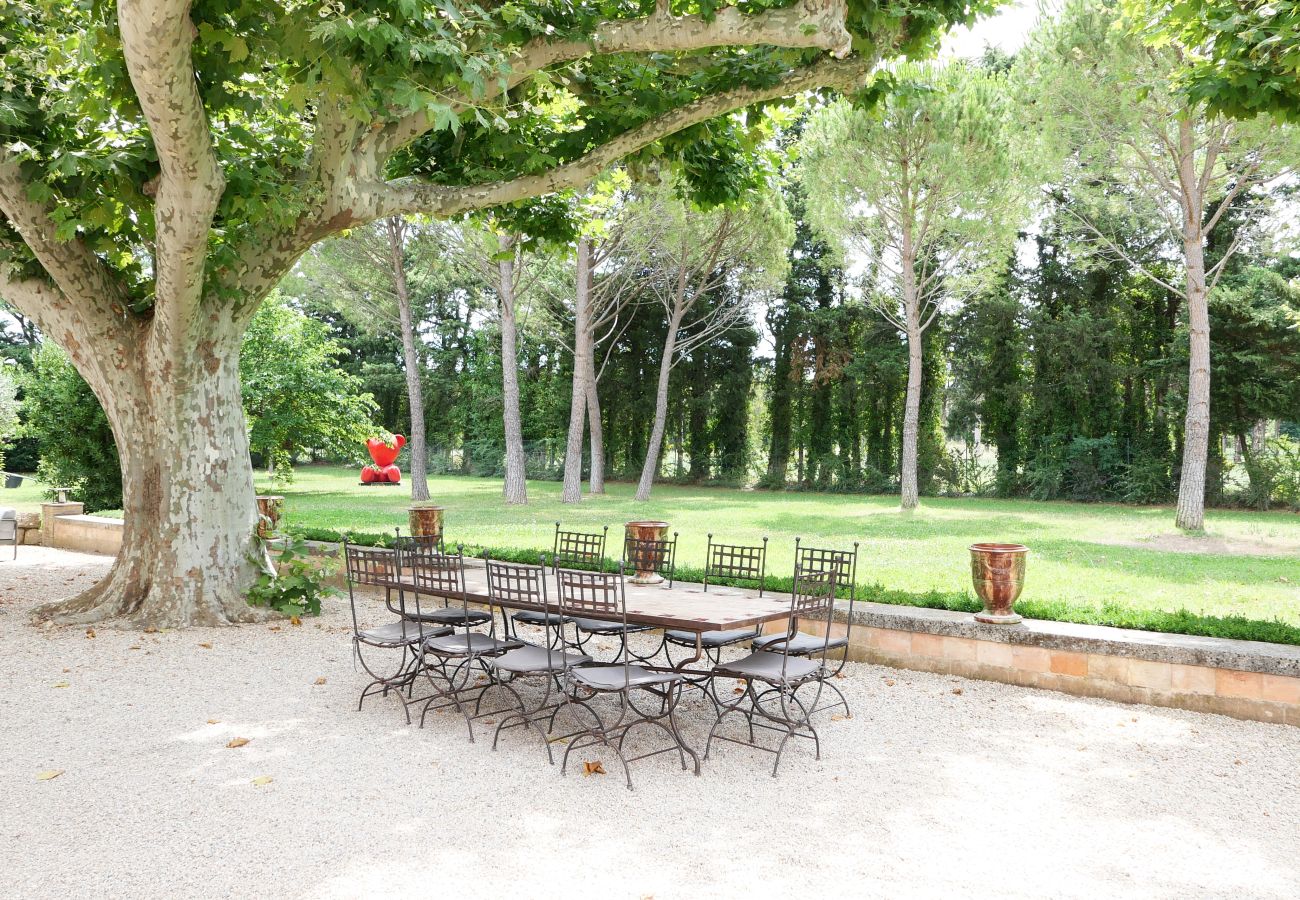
[662,534,768,668]
[392,529,492,630]
[508,523,608,638]
[569,531,675,663]
[344,540,450,724]
[752,539,858,673]
[480,556,592,764]
[552,565,698,790]
[706,566,840,776]
[410,547,523,738]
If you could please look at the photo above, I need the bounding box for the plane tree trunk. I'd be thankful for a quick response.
[385,218,430,502]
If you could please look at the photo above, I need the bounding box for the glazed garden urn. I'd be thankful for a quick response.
[624,520,670,585]
[969,543,1028,624]
[407,503,446,541]
[255,495,284,540]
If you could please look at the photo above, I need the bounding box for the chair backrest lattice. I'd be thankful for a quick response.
[407,548,466,598]
[345,544,398,588]
[554,567,625,622]
[485,558,549,615]
[704,534,768,595]
[793,538,859,603]
[778,567,840,675]
[553,522,608,569]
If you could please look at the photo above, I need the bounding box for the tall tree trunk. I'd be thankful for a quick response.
[36,318,267,626]
[585,349,605,495]
[1175,229,1210,530]
[498,236,528,505]
[899,225,922,511]
[636,307,683,501]
[385,218,429,502]
[561,238,593,503]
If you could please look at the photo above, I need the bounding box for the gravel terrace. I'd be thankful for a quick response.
[3,547,1299,899]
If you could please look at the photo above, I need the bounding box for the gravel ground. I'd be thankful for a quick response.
[3,546,1300,900]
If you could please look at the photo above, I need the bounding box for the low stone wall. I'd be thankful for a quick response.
[47,511,123,556]
[786,601,1300,727]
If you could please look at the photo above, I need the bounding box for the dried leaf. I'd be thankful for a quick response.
[61,668,69,673]
[143,627,158,634]
[198,642,213,649]
[36,769,63,781]
[732,686,745,695]
[251,775,274,786]
[313,677,327,686]
[581,761,606,777]
[884,678,896,687]
[226,737,250,749]
[85,627,96,639]
[290,616,302,626]
[128,645,141,651]
[268,626,281,632]
[52,681,69,688]
[207,719,221,725]
[830,713,851,722]
[951,688,964,696]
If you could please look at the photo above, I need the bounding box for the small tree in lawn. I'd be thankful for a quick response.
[633,180,792,502]
[240,296,377,482]
[0,0,977,626]
[1020,0,1300,530]
[800,61,1021,510]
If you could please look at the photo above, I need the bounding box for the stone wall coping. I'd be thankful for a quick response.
[56,514,124,527]
[837,600,1300,678]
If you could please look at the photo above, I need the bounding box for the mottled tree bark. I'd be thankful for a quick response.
[585,349,606,495]
[561,238,593,503]
[384,218,430,502]
[498,235,529,505]
[636,307,684,501]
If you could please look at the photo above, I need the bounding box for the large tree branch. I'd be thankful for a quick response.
[118,0,226,361]
[364,0,854,161]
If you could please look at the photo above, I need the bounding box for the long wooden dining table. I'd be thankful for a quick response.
[384,561,793,671]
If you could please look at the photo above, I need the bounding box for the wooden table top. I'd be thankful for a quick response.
[387,564,792,633]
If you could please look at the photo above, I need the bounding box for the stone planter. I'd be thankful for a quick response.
[624,520,670,584]
[408,504,446,542]
[970,543,1028,624]
[255,495,284,540]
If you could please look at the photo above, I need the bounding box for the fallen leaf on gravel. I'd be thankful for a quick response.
[548,736,569,745]
[951,688,963,696]
[52,681,69,688]
[290,616,301,626]
[581,761,606,777]
[268,626,281,632]
[226,737,250,749]
[61,668,69,673]
[483,719,496,725]
[144,627,158,634]
[313,677,327,685]
[128,645,141,651]
[732,686,745,695]
[198,642,213,649]
[85,628,95,639]
[251,776,273,786]
[831,713,851,721]
[884,679,896,687]
[835,672,846,679]
[207,719,221,724]
[36,769,64,781]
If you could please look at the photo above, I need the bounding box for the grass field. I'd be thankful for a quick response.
[259,465,1300,629]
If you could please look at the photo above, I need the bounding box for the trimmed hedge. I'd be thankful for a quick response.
[295,525,1300,648]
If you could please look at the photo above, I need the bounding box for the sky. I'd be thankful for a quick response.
[941,0,1042,60]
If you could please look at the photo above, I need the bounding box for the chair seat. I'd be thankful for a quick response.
[568,664,682,691]
[487,644,592,675]
[358,621,450,647]
[423,632,522,657]
[573,617,652,634]
[714,651,820,683]
[406,607,492,627]
[664,627,759,648]
[751,631,849,655]
[512,610,572,627]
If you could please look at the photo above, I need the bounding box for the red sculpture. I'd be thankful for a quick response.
[361,434,405,484]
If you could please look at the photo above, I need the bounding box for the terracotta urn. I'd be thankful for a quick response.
[408,504,445,542]
[255,494,284,540]
[624,520,670,584]
[970,543,1028,624]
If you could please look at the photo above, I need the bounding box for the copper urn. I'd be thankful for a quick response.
[624,520,670,584]
[408,504,446,542]
[255,495,284,540]
[969,543,1028,624]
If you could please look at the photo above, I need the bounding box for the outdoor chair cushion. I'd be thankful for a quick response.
[358,620,451,647]
[512,610,572,626]
[406,607,492,627]
[568,664,682,691]
[714,650,820,683]
[572,617,652,634]
[487,643,591,674]
[423,632,522,657]
[664,627,759,648]
[751,631,849,655]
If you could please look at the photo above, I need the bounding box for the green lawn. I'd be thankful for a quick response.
[262,465,1300,628]
[0,476,57,513]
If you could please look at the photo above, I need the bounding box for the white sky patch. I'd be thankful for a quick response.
[941,0,1042,60]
